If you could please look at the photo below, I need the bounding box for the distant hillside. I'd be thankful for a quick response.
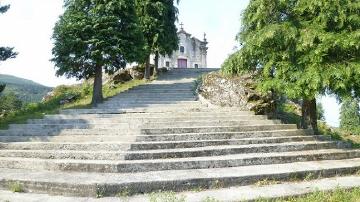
[0,74,52,104]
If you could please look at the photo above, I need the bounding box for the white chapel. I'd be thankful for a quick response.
[157,24,208,69]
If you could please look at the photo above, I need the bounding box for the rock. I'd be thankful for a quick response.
[199,72,274,115]
[59,94,79,105]
[42,91,55,102]
[129,68,144,80]
[111,70,133,84]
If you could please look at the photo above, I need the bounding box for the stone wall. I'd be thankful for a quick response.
[198,72,275,114]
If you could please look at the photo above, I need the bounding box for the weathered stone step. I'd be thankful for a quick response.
[11,120,282,131]
[0,130,313,143]
[140,120,282,128]
[27,115,269,124]
[0,136,315,151]
[131,136,316,150]
[0,124,297,137]
[94,103,202,109]
[123,89,193,93]
[138,129,314,142]
[60,106,212,114]
[98,100,198,105]
[0,158,358,197]
[1,175,359,201]
[44,111,257,119]
[141,124,298,135]
[0,135,137,143]
[0,149,358,173]
[124,141,339,160]
[8,123,131,130]
[106,97,197,102]
[0,141,338,161]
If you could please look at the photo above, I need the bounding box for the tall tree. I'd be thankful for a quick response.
[222,0,360,134]
[135,0,179,79]
[0,4,18,93]
[52,0,145,106]
[340,98,360,134]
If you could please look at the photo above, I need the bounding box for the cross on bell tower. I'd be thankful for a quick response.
[180,22,184,30]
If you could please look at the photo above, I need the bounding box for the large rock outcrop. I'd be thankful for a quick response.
[198,72,274,114]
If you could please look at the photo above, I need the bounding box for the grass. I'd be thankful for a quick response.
[0,78,148,129]
[254,187,360,202]
[275,102,360,148]
[318,122,360,148]
[8,181,24,193]
[149,191,186,202]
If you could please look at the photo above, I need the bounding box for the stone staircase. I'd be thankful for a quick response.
[0,68,359,200]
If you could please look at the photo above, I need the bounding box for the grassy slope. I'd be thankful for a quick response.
[255,187,360,202]
[276,102,360,147]
[0,79,148,129]
[0,74,52,103]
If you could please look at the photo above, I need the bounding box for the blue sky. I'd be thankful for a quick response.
[0,0,341,126]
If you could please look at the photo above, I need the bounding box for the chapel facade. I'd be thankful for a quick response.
[157,25,208,69]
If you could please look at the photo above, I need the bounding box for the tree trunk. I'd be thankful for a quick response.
[308,98,318,135]
[301,99,309,129]
[144,55,151,80]
[154,51,159,76]
[91,65,103,106]
[301,98,318,134]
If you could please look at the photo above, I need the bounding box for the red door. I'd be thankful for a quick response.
[178,59,187,68]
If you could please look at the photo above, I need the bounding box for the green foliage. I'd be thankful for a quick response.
[318,122,360,148]
[52,0,145,104]
[8,181,24,193]
[258,187,360,202]
[135,0,179,59]
[317,102,325,121]
[0,3,17,62]
[222,0,360,101]
[0,92,23,113]
[340,98,360,134]
[52,0,144,79]
[0,83,5,93]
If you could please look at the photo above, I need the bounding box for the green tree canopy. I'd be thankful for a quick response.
[0,92,22,113]
[135,0,179,78]
[340,98,360,134]
[0,4,18,93]
[222,0,360,133]
[52,0,145,105]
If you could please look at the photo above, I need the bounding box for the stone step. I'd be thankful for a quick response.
[141,124,298,135]
[99,100,198,104]
[60,106,214,114]
[0,175,359,201]
[0,124,297,136]
[106,97,197,102]
[96,101,199,107]
[8,123,131,130]
[0,130,313,143]
[27,115,269,124]
[0,141,338,161]
[0,158,358,197]
[124,89,194,92]
[124,141,339,160]
[44,111,257,119]
[12,120,282,131]
[0,135,137,143]
[0,136,315,151]
[0,149,358,173]
[138,129,314,142]
[95,103,202,108]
